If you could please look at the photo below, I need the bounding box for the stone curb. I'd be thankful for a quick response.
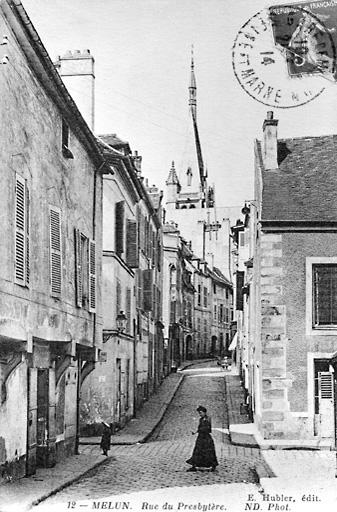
[27,457,111,511]
[25,361,211,509]
[140,373,185,443]
[79,360,213,447]
[80,373,186,446]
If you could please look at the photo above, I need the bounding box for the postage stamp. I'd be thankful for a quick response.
[232,1,337,108]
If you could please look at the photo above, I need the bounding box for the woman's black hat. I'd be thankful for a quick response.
[196,405,207,413]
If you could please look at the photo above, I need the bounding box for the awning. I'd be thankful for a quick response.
[229,332,238,351]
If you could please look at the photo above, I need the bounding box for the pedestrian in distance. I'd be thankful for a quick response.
[100,421,112,456]
[186,405,218,472]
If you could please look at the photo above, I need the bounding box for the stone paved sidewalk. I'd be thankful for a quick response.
[0,364,189,512]
[80,370,184,445]
[2,361,337,512]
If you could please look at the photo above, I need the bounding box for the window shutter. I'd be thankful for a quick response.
[143,269,153,312]
[74,228,82,307]
[137,207,144,253]
[319,372,334,400]
[126,287,131,333]
[26,185,30,284]
[145,217,150,258]
[151,230,156,268]
[157,236,161,272]
[236,271,244,311]
[152,283,156,316]
[88,239,96,312]
[115,201,125,256]
[15,174,29,286]
[116,280,121,318]
[49,207,62,297]
[126,219,139,268]
[137,270,142,309]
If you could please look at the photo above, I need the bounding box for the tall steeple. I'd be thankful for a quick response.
[189,46,197,120]
[188,47,205,194]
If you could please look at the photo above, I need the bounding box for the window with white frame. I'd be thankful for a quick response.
[306,257,337,334]
[312,264,337,327]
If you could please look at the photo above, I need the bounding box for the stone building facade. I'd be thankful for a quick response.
[56,48,164,428]
[79,137,139,434]
[242,111,337,448]
[0,0,104,481]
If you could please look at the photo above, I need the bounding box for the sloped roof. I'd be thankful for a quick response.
[210,267,232,287]
[99,134,131,154]
[257,135,337,222]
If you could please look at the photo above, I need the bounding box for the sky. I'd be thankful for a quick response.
[22,0,337,208]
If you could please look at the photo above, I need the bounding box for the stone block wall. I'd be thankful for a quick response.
[260,233,289,439]
[258,231,337,441]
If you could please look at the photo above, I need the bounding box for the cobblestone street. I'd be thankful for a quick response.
[35,362,269,509]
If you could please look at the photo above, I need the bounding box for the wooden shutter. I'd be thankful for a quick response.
[26,186,30,284]
[137,270,142,309]
[143,269,153,312]
[115,201,125,256]
[88,240,96,312]
[116,280,121,317]
[137,206,143,253]
[74,228,82,307]
[126,219,139,268]
[319,372,334,400]
[318,371,334,438]
[15,174,29,286]
[49,207,61,297]
[236,271,244,311]
[151,230,156,268]
[126,287,131,333]
[157,236,161,271]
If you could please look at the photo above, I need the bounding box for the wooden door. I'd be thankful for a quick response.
[26,368,37,476]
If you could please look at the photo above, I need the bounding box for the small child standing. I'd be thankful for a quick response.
[100,422,112,456]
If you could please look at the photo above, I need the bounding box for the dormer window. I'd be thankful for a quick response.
[62,119,74,159]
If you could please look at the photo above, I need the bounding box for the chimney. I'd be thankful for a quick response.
[262,111,278,170]
[55,49,95,131]
[132,150,142,177]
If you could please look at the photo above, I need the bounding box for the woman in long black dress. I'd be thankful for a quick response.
[186,405,218,472]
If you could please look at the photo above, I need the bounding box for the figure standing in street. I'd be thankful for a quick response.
[186,405,218,472]
[100,422,112,456]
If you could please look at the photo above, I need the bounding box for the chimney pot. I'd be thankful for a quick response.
[262,111,278,170]
[57,49,95,131]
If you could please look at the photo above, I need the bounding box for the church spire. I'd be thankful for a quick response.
[189,45,197,120]
[166,160,180,185]
[188,47,205,193]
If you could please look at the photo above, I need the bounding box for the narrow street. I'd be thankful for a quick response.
[35,362,268,509]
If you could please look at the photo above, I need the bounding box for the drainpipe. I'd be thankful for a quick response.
[75,352,81,455]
